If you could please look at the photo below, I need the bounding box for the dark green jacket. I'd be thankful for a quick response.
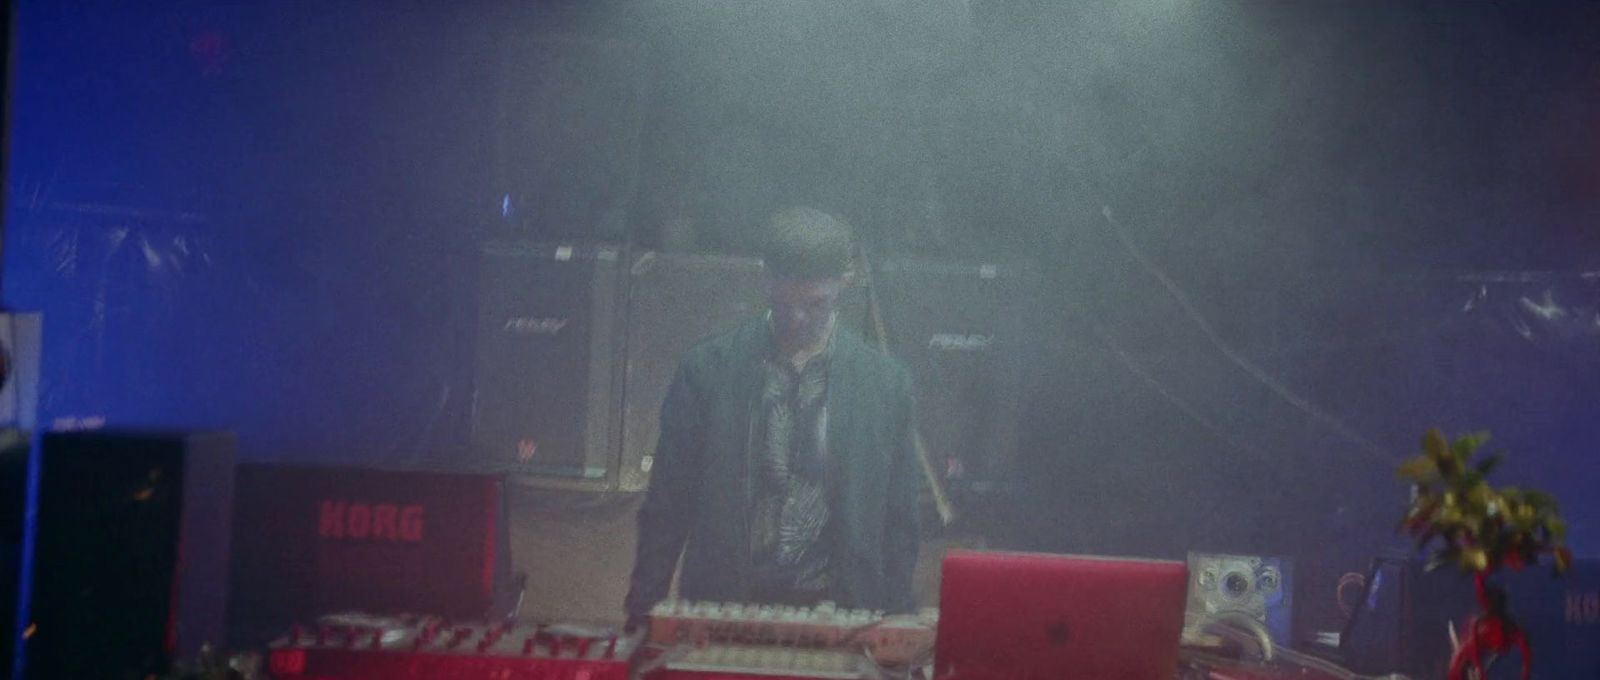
[625,315,921,616]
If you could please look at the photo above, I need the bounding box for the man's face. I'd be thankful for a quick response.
[763,273,848,349]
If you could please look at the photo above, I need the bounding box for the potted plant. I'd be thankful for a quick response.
[1397,429,1572,680]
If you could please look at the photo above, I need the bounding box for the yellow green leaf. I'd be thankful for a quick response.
[1451,431,1489,457]
[1437,506,1462,525]
[1514,504,1537,526]
[1548,518,1568,539]
[1467,484,1492,507]
[1423,429,1450,462]
[1397,455,1439,482]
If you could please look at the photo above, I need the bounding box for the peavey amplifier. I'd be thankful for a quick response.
[870,258,1038,496]
[472,242,627,490]
[228,464,508,647]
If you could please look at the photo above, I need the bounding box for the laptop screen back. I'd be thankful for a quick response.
[935,550,1189,680]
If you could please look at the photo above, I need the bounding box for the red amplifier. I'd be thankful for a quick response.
[265,616,632,680]
[230,464,508,646]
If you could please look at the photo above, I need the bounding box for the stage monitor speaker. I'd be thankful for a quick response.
[227,464,508,647]
[16,430,235,680]
[0,313,41,430]
[870,258,1037,494]
[471,242,626,490]
[1186,552,1294,646]
[619,252,865,492]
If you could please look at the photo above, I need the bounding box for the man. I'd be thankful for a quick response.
[624,207,921,626]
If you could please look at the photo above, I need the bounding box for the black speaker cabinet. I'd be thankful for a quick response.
[871,258,1038,494]
[472,242,627,490]
[475,246,1026,500]
[16,430,235,680]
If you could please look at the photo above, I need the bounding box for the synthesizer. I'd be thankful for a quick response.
[644,600,936,671]
[643,645,874,679]
[265,614,634,680]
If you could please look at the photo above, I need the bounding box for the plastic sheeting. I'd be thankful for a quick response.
[2,187,479,468]
[8,192,1598,528]
[1008,263,1600,633]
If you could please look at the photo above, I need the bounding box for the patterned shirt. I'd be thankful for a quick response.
[748,337,834,603]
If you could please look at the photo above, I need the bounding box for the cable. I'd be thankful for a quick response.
[1098,205,1390,462]
[1080,315,1280,463]
[855,243,957,525]
[1186,612,1415,680]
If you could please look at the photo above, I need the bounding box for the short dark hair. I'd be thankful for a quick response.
[761,207,855,279]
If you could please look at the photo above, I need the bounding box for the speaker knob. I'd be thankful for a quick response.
[1223,571,1251,598]
[1256,568,1280,592]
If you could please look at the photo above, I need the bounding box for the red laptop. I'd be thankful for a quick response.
[934,550,1189,680]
